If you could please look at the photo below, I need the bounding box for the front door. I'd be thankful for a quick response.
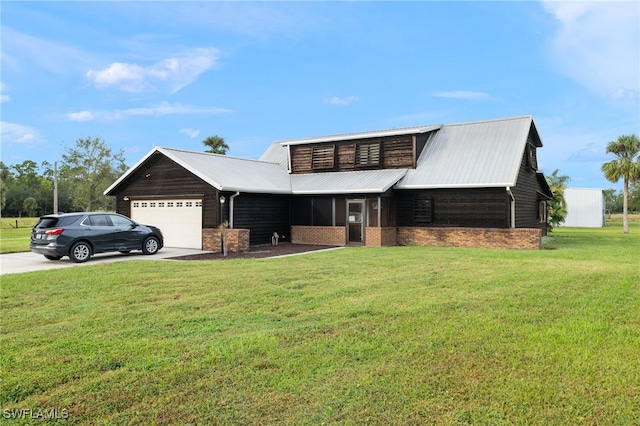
[347,200,365,244]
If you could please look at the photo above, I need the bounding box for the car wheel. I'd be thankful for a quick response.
[44,255,63,261]
[69,241,92,263]
[142,236,160,255]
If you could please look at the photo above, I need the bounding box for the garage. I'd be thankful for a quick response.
[130,199,202,249]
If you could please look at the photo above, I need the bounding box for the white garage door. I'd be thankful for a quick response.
[131,199,202,249]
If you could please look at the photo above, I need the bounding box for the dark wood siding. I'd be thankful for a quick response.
[396,188,509,228]
[512,144,546,233]
[110,153,220,227]
[232,194,290,245]
[290,135,416,174]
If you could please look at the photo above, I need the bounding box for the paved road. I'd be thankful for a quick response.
[0,247,211,275]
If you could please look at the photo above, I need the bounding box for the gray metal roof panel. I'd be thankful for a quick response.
[291,169,408,195]
[105,147,292,195]
[259,142,289,168]
[278,125,442,146]
[161,148,291,193]
[397,116,533,189]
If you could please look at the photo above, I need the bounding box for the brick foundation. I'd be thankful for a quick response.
[365,227,397,247]
[397,227,542,250]
[202,228,250,252]
[291,226,346,246]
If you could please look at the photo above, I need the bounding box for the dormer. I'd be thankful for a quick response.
[280,125,441,174]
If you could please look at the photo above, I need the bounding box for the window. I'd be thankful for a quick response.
[176,202,183,207]
[133,202,140,208]
[313,198,333,226]
[312,145,336,170]
[538,201,547,223]
[141,202,148,208]
[110,215,134,227]
[414,197,433,224]
[158,202,165,207]
[526,143,537,171]
[186,201,193,207]
[196,201,202,207]
[85,214,110,227]
[356,142,381,167]
[150,202,156,208]
[167,202,174,207]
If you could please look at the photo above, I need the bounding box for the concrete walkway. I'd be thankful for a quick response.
[0,247,212,275]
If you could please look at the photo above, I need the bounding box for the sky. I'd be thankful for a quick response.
[1,1,639,191]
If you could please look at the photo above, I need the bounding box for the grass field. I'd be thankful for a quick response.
[0,217,38,254]
[1,224,639,424]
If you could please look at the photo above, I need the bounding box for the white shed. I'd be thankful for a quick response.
[561,188,605,228]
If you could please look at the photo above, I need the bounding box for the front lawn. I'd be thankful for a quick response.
[1,224,639,424]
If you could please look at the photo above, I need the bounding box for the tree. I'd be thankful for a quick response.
[0,162,11,212]
[601,134,640,234]
[546,169,570,232]
[23,197,39,217]
[202,135,229,155]
[60,137,127,212]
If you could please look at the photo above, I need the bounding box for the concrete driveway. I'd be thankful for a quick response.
[0,247,211,275]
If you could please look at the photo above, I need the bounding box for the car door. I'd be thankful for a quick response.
[110,214,143,251]
[82,214,115,253]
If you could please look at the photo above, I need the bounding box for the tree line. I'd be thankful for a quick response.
[0,135,229,219]
[1,137,127,217]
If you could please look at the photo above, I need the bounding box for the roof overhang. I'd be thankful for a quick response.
[291,169,408,195]
[279,125,441,146]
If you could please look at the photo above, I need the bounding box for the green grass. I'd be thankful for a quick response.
[0,217,37,254]
[1,224,639,425]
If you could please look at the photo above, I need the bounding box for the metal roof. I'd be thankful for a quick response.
[106,116,543,197]
[104,147,291,195]
[397,116,535,189]
[277,125,442,146]
[259,142,289,168]
[291,169,408,195]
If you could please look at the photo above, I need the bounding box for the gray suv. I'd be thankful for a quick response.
[30,212,163,263]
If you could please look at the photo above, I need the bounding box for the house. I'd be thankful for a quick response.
[104,115,553,250]
[561,188,605,228]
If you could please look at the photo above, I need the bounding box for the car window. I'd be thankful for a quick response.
[58,215,83,226]
[110,215,134,227]
[35,217,59,229]
[85,214,111,227]
[35,215,82,229]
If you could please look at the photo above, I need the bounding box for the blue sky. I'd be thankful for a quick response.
[2,1,639,190]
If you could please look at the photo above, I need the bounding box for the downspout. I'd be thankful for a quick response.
[229,192,240,229]
[507,187,516,228]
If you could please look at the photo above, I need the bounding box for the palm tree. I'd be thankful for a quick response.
[601,134,640,234]
[202,135,229,155]
[546,169,570,231]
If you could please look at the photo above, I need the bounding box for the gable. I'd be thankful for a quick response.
[397,116,535,189]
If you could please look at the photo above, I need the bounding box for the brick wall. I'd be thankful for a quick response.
[291,226,346,246]
[397,227,542,250]
[365,227,397,247]
[202,228,250,252]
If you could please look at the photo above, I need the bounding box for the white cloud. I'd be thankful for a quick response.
[67,111,95,122]
[325,95,359,106]
[0,121,44,145]
[117,101,230,117]
[86,47,220,94]
[71,101,232,121]
[0,83,10,103]
[542,1,640,103]
[180,128,200,139]
[430,91,491,100]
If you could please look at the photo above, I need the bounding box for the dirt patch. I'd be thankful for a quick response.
[169,243,339,261]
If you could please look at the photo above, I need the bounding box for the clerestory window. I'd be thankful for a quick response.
[355,141,381,167]
[312,145,336,170]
